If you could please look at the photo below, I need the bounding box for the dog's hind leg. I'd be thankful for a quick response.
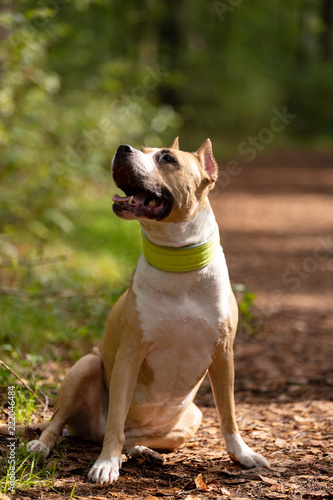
[124,402,202,461]
[28,352,108,456]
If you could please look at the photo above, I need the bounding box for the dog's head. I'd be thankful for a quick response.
[111,138,218,223]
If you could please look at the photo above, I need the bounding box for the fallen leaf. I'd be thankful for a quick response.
[303,491,328,498]
[269,484,285,493]
[65,463,86,472]
[308,447,321,455]
[88,497,111,500]
[293,415,310,424]
[220,467,238,476]
[264,493,287,499]
[194,473,209,491]
[45,458,59,471]
[259,475,279,485]
[275,438,288,448]
[219,486,231,496]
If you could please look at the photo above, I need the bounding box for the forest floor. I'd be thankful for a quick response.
[1,149,333,499]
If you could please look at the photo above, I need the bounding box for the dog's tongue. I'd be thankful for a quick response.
[112,193,149,205]
[113,194,132,203]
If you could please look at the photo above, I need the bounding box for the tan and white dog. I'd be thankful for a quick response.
[27,138,269,484]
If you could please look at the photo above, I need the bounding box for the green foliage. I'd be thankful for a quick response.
[0,192,142,363]
[0,5,179,253]
[233,284,260,337]
[11,387,39,424]
[0,9,72,243]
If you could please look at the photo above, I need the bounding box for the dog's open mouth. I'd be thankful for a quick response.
[112,165,173,220]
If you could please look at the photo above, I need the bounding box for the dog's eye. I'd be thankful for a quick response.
[162,154,177,164]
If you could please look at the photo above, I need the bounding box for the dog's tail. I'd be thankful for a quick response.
[0,422,49,435]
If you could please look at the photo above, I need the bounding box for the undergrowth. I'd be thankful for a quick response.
[0,440,66,494]
[0,191,141,370]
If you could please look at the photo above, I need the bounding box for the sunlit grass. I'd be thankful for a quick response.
[53,219,142,298]
[58,188,143,288]
[0,440,66,494]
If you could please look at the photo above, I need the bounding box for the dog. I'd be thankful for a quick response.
[27,138,269,484]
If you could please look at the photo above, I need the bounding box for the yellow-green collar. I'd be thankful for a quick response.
[141,226,220,272]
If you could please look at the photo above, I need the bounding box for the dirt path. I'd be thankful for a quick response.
[211,150,333,404]
[4,150,333,499]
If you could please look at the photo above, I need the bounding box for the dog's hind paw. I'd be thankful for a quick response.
[124,445,165,463]
[87,457,122,485]
[27,440,50,457]
[224,433,270,468]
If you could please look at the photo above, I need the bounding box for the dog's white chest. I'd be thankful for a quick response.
[132,249,230,404]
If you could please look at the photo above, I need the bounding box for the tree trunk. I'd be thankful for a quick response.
[321,0,333,60]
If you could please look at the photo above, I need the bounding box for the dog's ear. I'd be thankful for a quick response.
[195,139,218,181]
[170,137,179,150]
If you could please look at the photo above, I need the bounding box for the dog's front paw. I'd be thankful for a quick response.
[224,433,270,468]
[87,457,122,485]
[27,440,50,457]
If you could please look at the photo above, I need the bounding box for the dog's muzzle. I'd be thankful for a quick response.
[111,146,173,221]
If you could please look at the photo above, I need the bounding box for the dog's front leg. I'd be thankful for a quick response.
[88,344,145,485]
[209,339,270,468]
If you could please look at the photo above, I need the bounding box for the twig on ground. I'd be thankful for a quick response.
[0,359,45,406]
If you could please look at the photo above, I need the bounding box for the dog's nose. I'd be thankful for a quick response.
[116,144,134,155]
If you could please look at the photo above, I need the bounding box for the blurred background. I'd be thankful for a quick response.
[0,1,332,373]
